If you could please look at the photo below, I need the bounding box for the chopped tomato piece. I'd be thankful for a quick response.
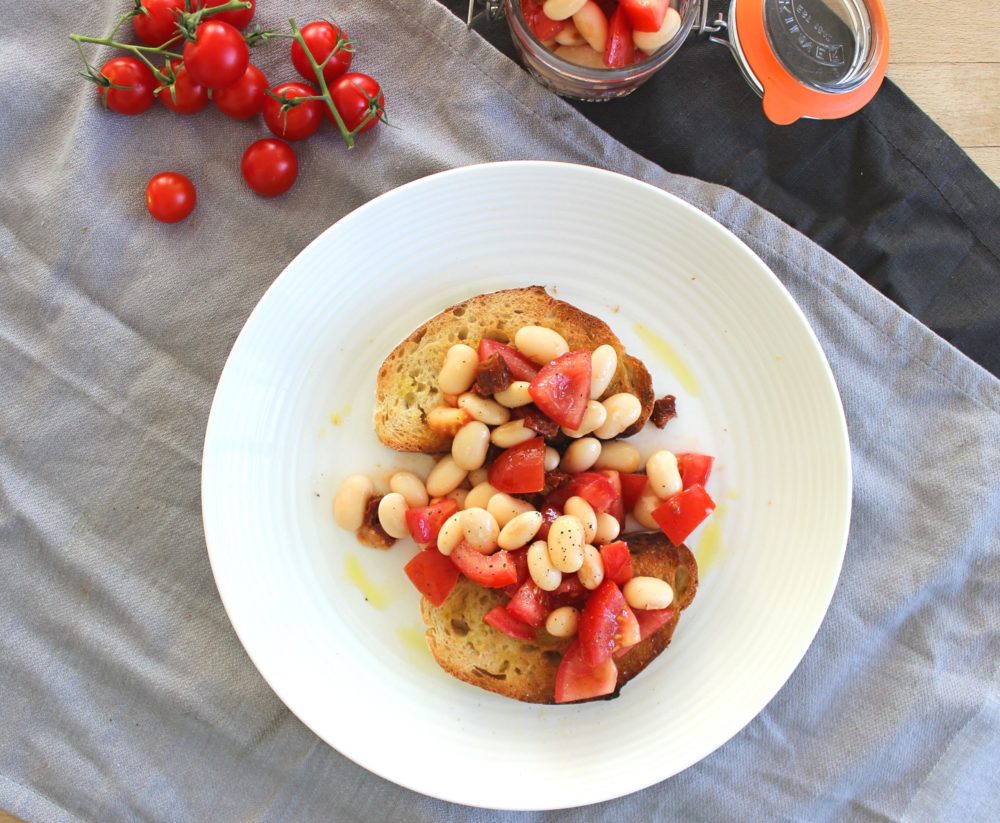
[488,437,546,494]
[521,0,565,41]
[615,607,675,658]
[677,453,715,489]
[484,605,537,641]
[528,350,592,430]
[579,579,641,667]
[598,469,625,525]
[620,0,670,32]
[604,5,636,67]
[652,485,716,545]
[450,541,518,588]
[404,549,460,607]
[405,499,459,546]
[554,640,618,704]
[478,338,539,381]
[619,472,648,513]
[506,580,551,628]
[546,471,619,513]
[599,541,633,586]
[551,573,589,607]
[536,504,560,540]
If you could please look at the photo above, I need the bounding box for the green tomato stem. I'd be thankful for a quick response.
[288,17,354,150]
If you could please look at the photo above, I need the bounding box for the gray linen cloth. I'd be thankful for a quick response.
[1,0,998,820]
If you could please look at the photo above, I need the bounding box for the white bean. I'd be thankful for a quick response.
[594,511,621,545]
[632,6,681,54]
[445,488,469,508]
[564,496,597,543]
[547,514,585,573]
[633,487,662,530]
[594,440,642,473]
[561,400,608,438]
[487,493,535,527]
[377,492,410,539]
[623,576,674,610]
[554,44,605,68]
[452,421,491,471]
[438,343,479,395]
[427,406,470,437]
[498,510,544,550]
[560,437,602,473]
[460,507,500,554]
[541,0,587,22]
[458,392,510,426]
[494,380,533,408]
[436,511,465,555]
[594,393,642,439]
[333,475,374,531]
[646,449,683,499]
[465,481,499,511]
[468,467,490,488]
[545,606,580,637]
[572,1,608,52]
[578,543,605,590]
[590,344,618,399]
[514,325,569,365]
[426,456,468,498]
[544,446,561,472]
[527,540,563,591]
[554,18,586,46]
[490,419,536,448]
[389,471,429,508]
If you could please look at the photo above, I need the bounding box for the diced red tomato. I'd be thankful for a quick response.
[620,0,670,32]
[521,0,565,41]
[604,5,636,67]
[506,580,551,628]
[405,499,459,546]
[546,472,619,514]
[599,541,633,586]
[554,640,618,704]
[652,485,717,545]
[510,547,530,586]
[536,504,560,540]
[615,607,674,658]
[619,472,648,512]
[488,437,546,494]
[552,573,589,607]
[528,350,592,430]
[484,605,537,641]
[677,453,714,489]
[404,549,460,607]
[450,541,518,588]
[579,579,641,667]
[598,469,625,525]
[478,338,539,381]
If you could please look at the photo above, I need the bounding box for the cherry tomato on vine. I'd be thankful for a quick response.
[132,0,186,47]
[262,81,324,141]
[157,59,209,114]
[290,21,353,85]
[145,172,196,223]
[241,139,299,197]
[198,0,256,30]
[97,56,157,115]
[212,63,268,119]
[183,20,249,88]
[328,73,385,134]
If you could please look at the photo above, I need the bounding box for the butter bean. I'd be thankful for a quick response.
[333,475,374,531]
[438,344,479,395]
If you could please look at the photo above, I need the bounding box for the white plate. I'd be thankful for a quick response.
[202,161,851,810]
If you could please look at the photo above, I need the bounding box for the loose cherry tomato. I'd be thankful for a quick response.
[145,172,196,223]
[554,640,618,704]
[528,350,592,430]
[404,548,460,607]
[484,605,536,641]
[579,579,640,667]
[506,580,551,628]
[620,0,670,32]
[488,437,546,494]
[405,499,459,546]
[450,542,518,588]
[213,63,268,119]
[183,20,249,89]
[263,81,324,141]
[240,138,298,197]
[521,0,565,41]
[157,59,208,114]
[97,56,156,115]
[198,0,256,29]
[133,0,185,47]
[599,541,633,586]
[478,339,539,381]
[291,20,353,85]
[328,72,385,134]
[651,485,716,545]
[605,5,637,67]
[676,453,714,489]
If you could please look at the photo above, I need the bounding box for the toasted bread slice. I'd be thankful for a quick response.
[419,532,698,704]
[374,287,655,453]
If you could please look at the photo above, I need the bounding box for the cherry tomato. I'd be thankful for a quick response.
[676,453,714,489]
[145,172,196,223]
[450,542,518,589]
[198,0,256,29]
[599,541,633,587]
[488,437,546,495]
[157,60,208,114]
[478,339,538,381]
[506,580,551,628]
[651,485,716,545]
[291,20,353,85]
[620,0,670,32]
[528,350,592,430]
[546,472,619,514]
[240,138,299,197]
[133,0,185,47]
[404,549,460,607]
[554,640,618,704]
[405,499,460,546]
[262,81,324,141]
[183,20,249,89]
[605,5,637,68]
[97,57,156,116]
[521,0,565,41]
[618,472,648,513]
[328,72,385,134]
[213,63,268,119]
[484,605,536,641]
[579,579,640,667]
[615,607,675,658]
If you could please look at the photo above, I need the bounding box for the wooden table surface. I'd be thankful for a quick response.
[885,0,1000,185]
